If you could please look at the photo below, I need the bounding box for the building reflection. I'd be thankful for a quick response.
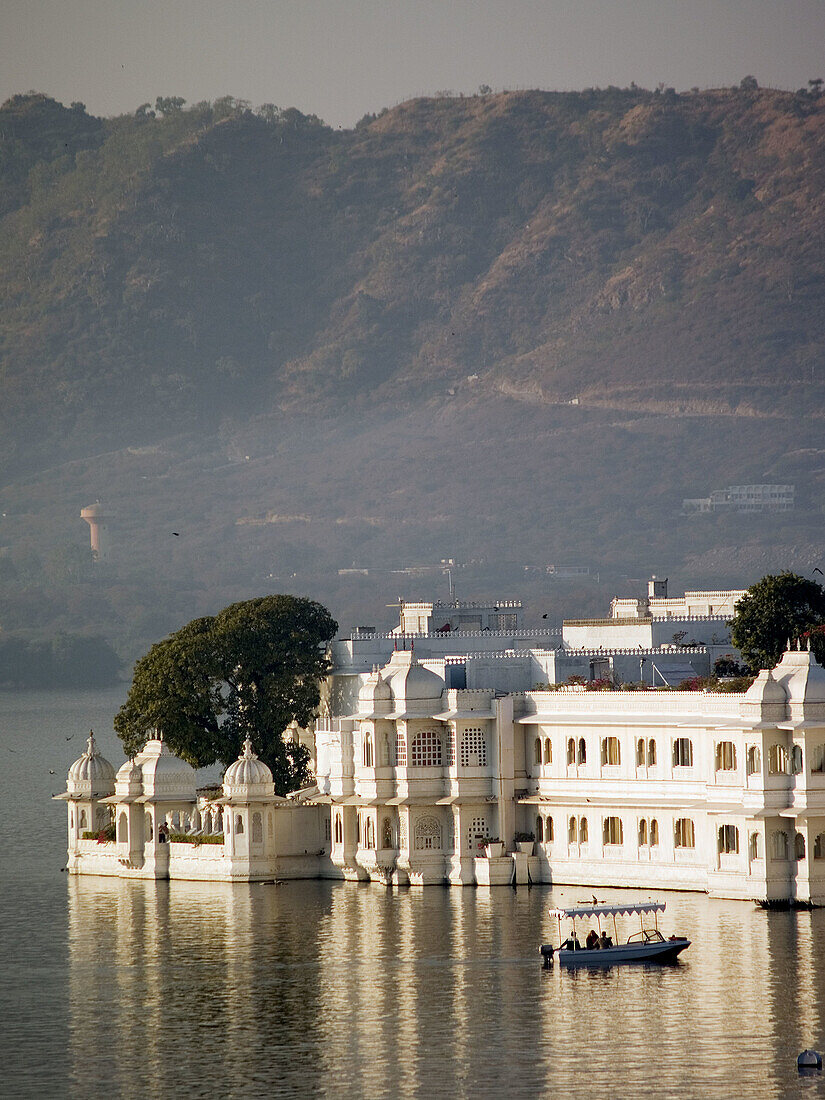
[68,879,825,1097]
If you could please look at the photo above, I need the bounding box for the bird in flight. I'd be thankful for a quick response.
[65,734,74,741]
[173,531,180,536]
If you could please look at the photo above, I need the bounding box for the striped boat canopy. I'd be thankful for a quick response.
[548,901,666,920]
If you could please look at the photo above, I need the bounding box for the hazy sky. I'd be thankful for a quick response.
[2,0,825,128]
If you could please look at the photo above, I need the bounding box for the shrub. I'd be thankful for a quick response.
[168,832,224,845]
[82,823,115,842]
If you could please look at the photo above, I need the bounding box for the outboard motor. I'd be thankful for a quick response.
[539,944,554,969]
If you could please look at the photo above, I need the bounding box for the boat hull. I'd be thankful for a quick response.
[553,937,690,967]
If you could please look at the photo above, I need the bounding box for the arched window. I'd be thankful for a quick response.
[815,833,825,860]
[792,745,803,775]
[715,742,736,771]
[579,816,588,843]
[334,813,342,845]
[70,811,74,829]
[356,815,361,844]
[145,812,153,841]
[235,814,244,834]
[795,832,806,860]
[674,818,695,848]
[601,737,621,766]
[396,731,407,767]
[411,730,442,767]
[603,816,623,845]
[468,816,488,849]
[673,738,693,767]
[717,824,739,854]
[747,746,761,775]
[461,728,487,766]
[567,737,575,766]
[382,817,393,849]
[363,732,373,768]
[568,815,577,843]
[413,815,442,850]
[636,738,645,768]
[252,812,263,843]
[534,737,542,765]
[577,738,587,765]
[79,810,87,830]
[638,819,648,846]
[647,739,657,766]
[771,830,788,860]
[543,738,552,765]
[117,812,128,843]
[811,745,825,774]
[748,832,761,860]
[768,744,787,774]
[536,815,544,843]
[365,818,375,848]
[650,819,659,846]
[546,816,554,841]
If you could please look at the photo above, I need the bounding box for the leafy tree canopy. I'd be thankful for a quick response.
[114,595,337,793]
[729,572,825,671]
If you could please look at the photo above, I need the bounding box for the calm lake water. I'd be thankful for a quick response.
[3,689,825,1098]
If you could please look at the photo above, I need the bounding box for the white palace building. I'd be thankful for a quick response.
[55,584,825,904]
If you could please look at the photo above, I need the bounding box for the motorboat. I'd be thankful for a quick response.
[539,901,690,967]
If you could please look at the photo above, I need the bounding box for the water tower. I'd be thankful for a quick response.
[81,501,115,562]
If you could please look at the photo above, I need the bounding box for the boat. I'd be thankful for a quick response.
[539,901,690,967]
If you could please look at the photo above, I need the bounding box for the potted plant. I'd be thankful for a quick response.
[484,837,505,858]
[515,830,535,855]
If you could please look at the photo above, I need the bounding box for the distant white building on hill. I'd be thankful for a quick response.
[683,484,794,514]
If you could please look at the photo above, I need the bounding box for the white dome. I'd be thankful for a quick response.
[115,757,144,798]
[138,736,197,800]
[67,732,115,797]
[358,668,393,712]
[774,647,825,706]
[223,738,275,798]
[385,651,444,706]
[744,668,787,706]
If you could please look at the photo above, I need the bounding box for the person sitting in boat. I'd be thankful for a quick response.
[561,932,581,951]
[585,929,600,950]
[599,930,613,949]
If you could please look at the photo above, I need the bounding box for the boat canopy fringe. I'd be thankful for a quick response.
[548,901,666,920]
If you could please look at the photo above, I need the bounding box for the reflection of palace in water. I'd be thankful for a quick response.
[66,876,825,1097]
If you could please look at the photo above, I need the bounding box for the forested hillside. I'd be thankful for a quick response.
[0,85,823,659]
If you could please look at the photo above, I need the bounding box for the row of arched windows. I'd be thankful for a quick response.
[330,812,406,851]
[378,728,488,769]
[768,830,824,860]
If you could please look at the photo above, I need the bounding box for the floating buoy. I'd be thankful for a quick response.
[797,1050,822,1071]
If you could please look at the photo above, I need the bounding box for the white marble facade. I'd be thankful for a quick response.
[58,636,825,902]
[56,735,325,881]
[315,643,825,903]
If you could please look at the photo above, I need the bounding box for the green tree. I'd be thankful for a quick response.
[729,572,825,671]
[114,595,337,793]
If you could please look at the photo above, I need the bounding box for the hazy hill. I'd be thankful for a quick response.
[0,86,823,656]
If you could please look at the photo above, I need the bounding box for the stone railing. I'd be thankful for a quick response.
[515,688,748,715]
[350,628,561,640]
